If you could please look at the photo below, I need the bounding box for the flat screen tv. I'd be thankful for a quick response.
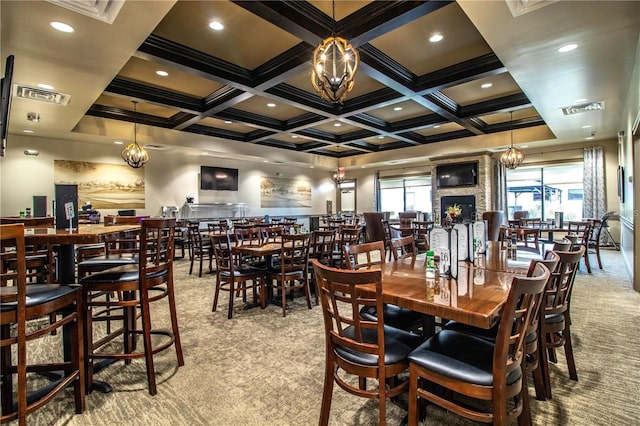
[0,55,14,157]
[435,161,478,188]
[200,166,239,191]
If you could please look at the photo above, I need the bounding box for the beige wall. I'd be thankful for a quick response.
[0,135,336,219]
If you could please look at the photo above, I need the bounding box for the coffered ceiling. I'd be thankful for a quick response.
[2,1,639,169]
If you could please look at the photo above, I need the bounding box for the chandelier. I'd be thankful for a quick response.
[332,167,345,184]
[121,100,149,168]
[499,111,525,169]
[311,0,359,104]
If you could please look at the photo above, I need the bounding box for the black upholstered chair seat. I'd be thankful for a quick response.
[78,253,138,267]
[334,325,423,366]
[79,265,167,284]
[408,329,522,387]
[360,304,426,331]
[0,284,80,312]
[219,264,264,279]
[544,312,565,324]
[444,320,537,345]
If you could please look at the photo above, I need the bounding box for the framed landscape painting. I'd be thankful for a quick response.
[260,176,311,208]
[54,160,145,209]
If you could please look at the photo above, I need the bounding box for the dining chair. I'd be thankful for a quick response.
[331,226,361,268]
[311,260,424,426]
[309,230,336,304]
[538,246,585,400]
[566,221,593,273]
[269,233,312,317]
[79,218,184,395]
[210,233,266,319]
[586,218,605,269]
[345,240,427,337]
[407,263,550,426]
[482,211,505,242]
[442,250,561,414]
[187,223,213,277]
[412,220,433,253]
[390,234,417,261]
[1,224,85,424]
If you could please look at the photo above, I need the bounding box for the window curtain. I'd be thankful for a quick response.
[583,146,605,219]
[495,160,508,222]
[373,171,379,211]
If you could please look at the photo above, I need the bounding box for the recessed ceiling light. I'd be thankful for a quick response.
[581,125,592,129]
[481,83,493,89]
[267,103,276,108]
[433,125,440,129]
[334,123,341,127]
[22,129,34,133]
[309,166,315,169]
[202,152,208,155]
[377,136,384,139]
[156,70,169,77]
[393,107,403,111]
[574,98,587,103]
[263,160,269,163]
[292,135,299,138]
[37,83,54,90]
[558,43,578,53]
[521,145,529,148]
[114,141,124,145]
[23,149,39,156]
[429,33,443,43]
[585,136,594,140]
[209,20,224,31]
[224,120,232,124]
[50,21,75,33]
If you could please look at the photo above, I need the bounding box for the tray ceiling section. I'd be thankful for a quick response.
[86,0,545,158]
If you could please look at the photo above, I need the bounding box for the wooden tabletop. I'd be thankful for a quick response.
[375,258,520,329]
[23,224,140,245]
[232,242,283,257]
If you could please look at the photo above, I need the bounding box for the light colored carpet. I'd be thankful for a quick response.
[8,248,639,425]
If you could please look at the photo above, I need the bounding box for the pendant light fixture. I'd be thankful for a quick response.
[121,100,149,168]
[311,0,359,104]
[332,166,345,184]
[499,111,525,169]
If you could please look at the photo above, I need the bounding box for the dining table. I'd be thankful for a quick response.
[24,223,141,283]
[23,223,141,393]
[371,241,540,333]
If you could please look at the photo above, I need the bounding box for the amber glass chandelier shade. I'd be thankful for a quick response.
[121,101,149,168]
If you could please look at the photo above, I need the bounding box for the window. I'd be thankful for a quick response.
[506,163,583,221]
[379,176,431,219]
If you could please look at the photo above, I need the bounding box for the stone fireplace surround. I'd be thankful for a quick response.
[432,154,494,222]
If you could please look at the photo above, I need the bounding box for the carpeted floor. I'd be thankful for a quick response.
[9,248,640,425]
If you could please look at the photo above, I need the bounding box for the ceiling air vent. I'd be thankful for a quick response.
[48,0,124,24]
[13,84,71,106]
[561,101,605,116]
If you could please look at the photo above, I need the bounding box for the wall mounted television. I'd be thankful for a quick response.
[435,161,478,188]
[200,166,239,191]
[0,55,15,157]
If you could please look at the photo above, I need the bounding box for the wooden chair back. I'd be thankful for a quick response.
[310,230,335,265]
[482,211,504,241]
[390,235,417,261]
[343,240,386,270]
